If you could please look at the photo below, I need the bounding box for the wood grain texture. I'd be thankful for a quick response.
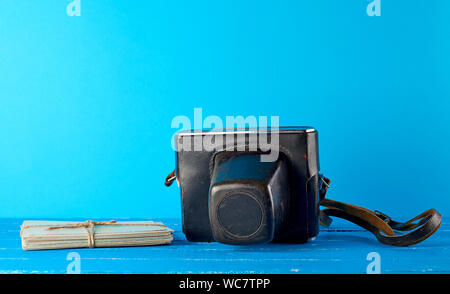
[0,218,448,274]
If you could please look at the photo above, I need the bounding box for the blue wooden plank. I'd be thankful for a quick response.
[0,218,448,274]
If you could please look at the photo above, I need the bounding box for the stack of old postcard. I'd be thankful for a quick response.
[20,220,174,251]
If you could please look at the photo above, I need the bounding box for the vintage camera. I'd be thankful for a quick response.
[170,127,322,245]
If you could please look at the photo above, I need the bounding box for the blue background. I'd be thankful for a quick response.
[0,1,448,219]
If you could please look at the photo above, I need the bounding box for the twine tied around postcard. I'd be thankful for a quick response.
[21,220,169,248]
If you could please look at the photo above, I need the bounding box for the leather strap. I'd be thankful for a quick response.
[319,176,442,246]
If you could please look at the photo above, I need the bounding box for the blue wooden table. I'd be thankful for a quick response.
[1,218,448,274]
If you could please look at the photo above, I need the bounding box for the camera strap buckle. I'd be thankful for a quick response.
[164,170,177,187]
[374,210,392,223]
[319,175,331,201]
